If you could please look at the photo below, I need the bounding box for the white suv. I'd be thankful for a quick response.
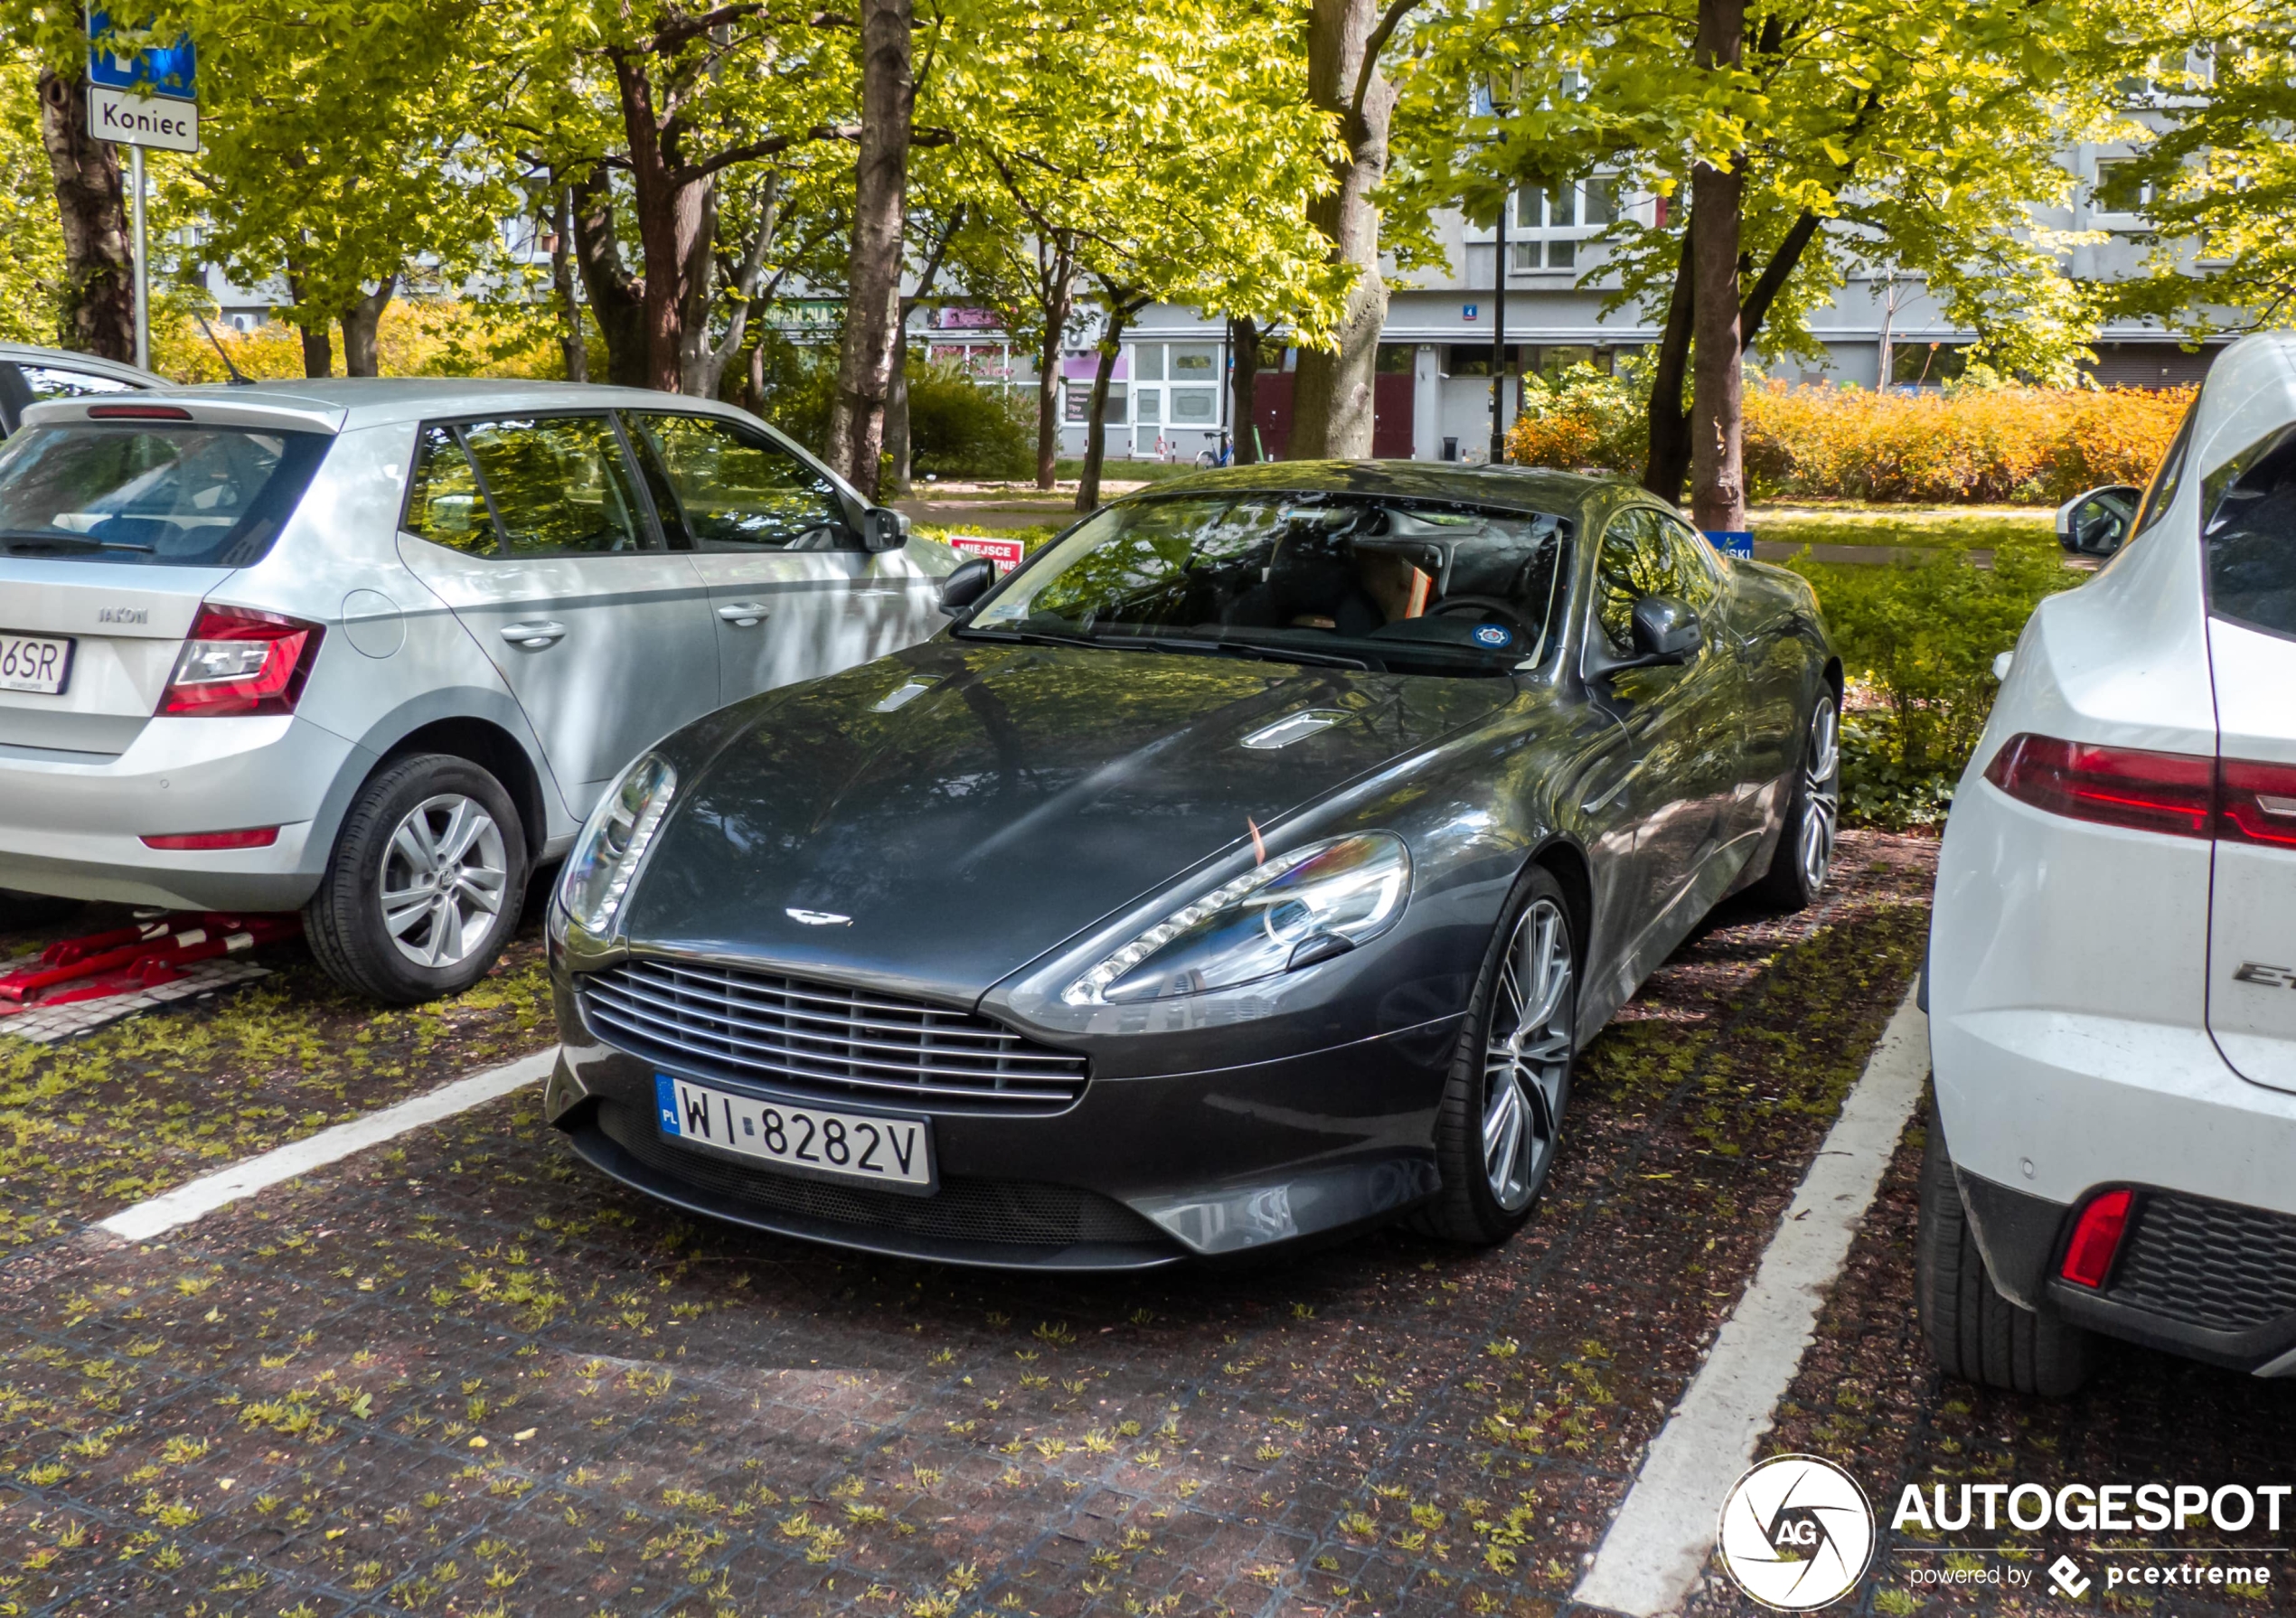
[0,380,955,1001]
[1923,329,2296,1391]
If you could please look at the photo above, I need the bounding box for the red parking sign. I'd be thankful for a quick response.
[946,534,1027,574]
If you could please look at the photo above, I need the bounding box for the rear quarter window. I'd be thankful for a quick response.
[2204,424,2296,638]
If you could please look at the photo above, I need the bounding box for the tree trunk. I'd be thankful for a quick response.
[886,211,964,495]
[610,52,712,393]
[570,165,649,388]
[36,70,133,362]
[1288,0,1394,460]
[689,174,784,400]
[1642,229,1695,503]
[1228,315,1260,464]
[823,0,915,499]
[552,186,588,382]
[1076,299,1136,513]
[339,277,395,377]
[1687,0,1747,532]
[297,320,334,379]
[1033,232,1077,490]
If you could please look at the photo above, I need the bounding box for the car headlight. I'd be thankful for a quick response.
[553,753,677,940]
[1063,833,1410,1006]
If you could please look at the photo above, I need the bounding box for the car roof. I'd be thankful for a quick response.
[1116,458,1618,519]
[99,376,762,433]
[0,343,161,385]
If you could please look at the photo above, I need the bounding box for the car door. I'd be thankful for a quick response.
[393,414,719,819]
[2203,420,2296,1095]
[1653,509,1782,852]
[624,409,885,704]
[1585,505,1741,967]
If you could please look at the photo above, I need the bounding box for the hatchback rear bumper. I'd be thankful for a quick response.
[0,713,364,911]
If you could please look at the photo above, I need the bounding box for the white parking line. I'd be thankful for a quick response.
[1574,988,1928,1617]
[96,1046,559,1243]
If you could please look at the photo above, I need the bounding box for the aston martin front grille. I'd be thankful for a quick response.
[578,958,1087,1114]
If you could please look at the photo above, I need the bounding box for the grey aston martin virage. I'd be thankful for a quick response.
[541,461,1841,1269]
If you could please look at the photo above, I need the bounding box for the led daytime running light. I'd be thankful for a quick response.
[1063,844,1327,1007]
[586,789,673,933]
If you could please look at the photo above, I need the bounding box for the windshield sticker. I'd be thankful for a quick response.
[1473,624,1513,648]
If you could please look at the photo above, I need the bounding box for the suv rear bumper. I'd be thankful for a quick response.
[0,713,365,911]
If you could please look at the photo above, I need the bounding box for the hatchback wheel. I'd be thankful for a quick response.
[1755,690,1840,910]
[1415,867,1577,1244]
[304,754,527,1004]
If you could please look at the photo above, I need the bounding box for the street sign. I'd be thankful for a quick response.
[87,9,196,99]
[946,534,1028,574]
[86,87,197,153]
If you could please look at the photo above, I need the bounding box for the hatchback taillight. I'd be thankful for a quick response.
[1986,733,2296,846]
[158,607,322,717]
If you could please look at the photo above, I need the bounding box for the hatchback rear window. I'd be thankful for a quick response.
[0,422,329,567]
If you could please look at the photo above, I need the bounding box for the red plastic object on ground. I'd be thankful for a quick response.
[0,912,301,1011]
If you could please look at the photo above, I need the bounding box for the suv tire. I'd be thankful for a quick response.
[1917,1101,2091,1396]
[304,753,528,1005]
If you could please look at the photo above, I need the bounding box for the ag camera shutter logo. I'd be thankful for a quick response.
[1717,1454,1876,1610]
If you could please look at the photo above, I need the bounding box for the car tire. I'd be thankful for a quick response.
[1916,1100,2091,1397]
[302,753,528,1005]
[0,890,85,931]
[1753,689,1840,912]
[1413,866,1577,1246]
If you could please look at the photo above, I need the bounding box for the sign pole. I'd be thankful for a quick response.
[129,142,148,372]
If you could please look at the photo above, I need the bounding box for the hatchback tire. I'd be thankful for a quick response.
[1414,867,1578,1245]
[1754,690,1840,911]
[304,754,527,1005]
[1916,1101,2091,1397]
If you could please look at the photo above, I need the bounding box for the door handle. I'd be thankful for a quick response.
[500,620,566,648]
[717,602,769,627]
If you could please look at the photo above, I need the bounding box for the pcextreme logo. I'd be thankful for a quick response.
[1717,1454,1877,1611]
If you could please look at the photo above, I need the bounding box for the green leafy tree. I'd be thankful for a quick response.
[1390,0,2127,523]
[0,46,67,344]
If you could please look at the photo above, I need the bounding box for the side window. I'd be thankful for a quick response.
[19,365,136,401]
[2131,400,2197,542]
[1593,508,1671,654]
[632,412,851,551]
[2205,424,2296,639]
[403,425,499,556]
[461,416,649,558]
[1653,513,1725,613]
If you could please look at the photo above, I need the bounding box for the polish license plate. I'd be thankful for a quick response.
[0,632,72,696]
[654,1075,933,1190]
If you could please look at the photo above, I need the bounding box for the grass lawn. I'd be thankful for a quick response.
[1749,502,2056,553]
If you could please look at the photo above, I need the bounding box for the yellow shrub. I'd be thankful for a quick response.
[1506,372,2193,505]
[151,299,565,385]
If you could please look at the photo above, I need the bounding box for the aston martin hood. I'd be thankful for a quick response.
[619,639,1518,998]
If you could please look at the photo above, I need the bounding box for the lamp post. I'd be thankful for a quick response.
[1483,68,1521,465]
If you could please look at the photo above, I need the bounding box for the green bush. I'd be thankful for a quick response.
[907,361,1034,480]
[750,330,838,455]
[1787,543,2081,829]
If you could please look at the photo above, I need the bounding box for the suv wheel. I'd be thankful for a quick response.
[304,753,528,1004]
[1916,1101,2091,1396]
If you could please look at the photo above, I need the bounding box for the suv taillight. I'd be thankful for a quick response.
[1986,733,2296,846]
[158,607,323,717]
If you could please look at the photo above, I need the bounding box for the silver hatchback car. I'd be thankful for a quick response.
[0,379,957,1001]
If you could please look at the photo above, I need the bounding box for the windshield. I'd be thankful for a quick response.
[962,494,1573,676]
[0,422,331,567]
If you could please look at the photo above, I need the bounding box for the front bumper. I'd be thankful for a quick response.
[0,714,366,911]
[544,972,1460,1269]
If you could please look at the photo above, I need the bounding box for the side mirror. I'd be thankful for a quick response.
[863,507,909,553]
[1611,595,1702,670]
[2056,484,2141,556]
[937,556,994,616]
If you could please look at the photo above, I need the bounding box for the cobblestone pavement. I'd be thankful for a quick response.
[1688,1114,2296,1618]
[0,838,1943,1618]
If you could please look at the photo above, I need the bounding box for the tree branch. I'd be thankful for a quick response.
[1349,0,1423,130]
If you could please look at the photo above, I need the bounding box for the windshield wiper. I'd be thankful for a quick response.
[1091,634,1374,672]
[0,530,154,554]
[952,625,1101,650]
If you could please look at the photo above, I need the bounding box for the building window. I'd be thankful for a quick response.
[1511,179,1615,270]
[2092,158,2152,219]
[1066,381,1127,424]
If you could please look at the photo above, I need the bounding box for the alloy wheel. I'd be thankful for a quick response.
[1482,896,1574,1212]
[1800,698,1841,894]
[379,793,510,969]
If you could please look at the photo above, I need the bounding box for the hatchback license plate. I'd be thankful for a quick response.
[654,1075,932,1189]
[0,632,71,696]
